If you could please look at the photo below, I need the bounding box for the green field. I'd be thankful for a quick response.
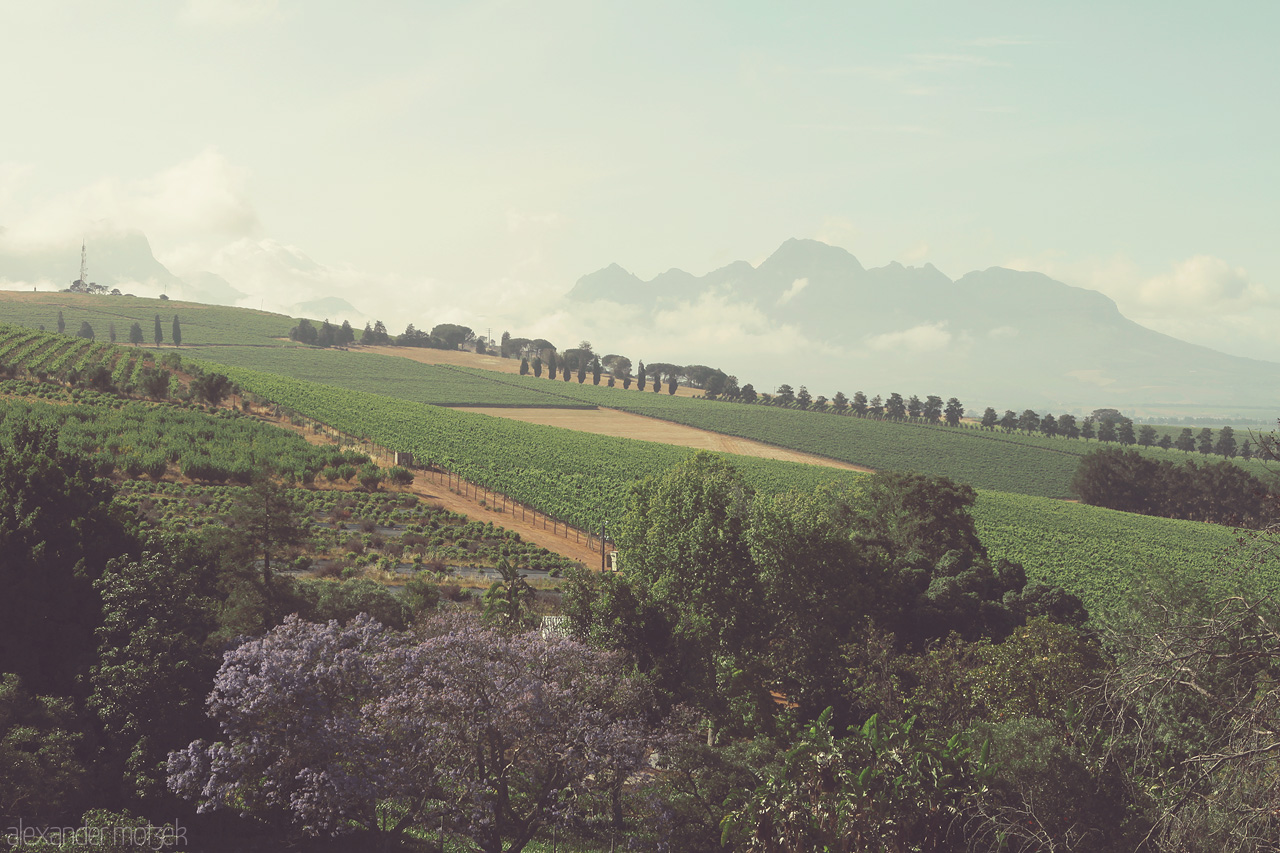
[203,363,1276,615]
[0,291,300,346]
[184,345,593,408]
[446,365,1278,498]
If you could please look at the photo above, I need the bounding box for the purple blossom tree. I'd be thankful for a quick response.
[169,613,655,852]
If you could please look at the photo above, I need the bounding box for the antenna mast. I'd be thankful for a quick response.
[79,239,88,285]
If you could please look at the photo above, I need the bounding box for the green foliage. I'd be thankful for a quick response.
[0,673,86,823]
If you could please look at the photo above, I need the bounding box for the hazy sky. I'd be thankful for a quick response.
[2,0,1279,362]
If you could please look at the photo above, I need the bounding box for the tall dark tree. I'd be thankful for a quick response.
[886,392,906,419]
[360,322,375,344]
[290,319,318,344]
[531,356,542,378]
[1040,413,1058,438]
[317,319,335,348]
[565,359,573,382]
[337,320,355,346]
[668,374,678,395]
[1018,409,1041,434]
[1175,428,1195,452]
[1081,418,1095,441]
[172,315,182,347]
[1059,413,1080,439]
[577,359,587,384]
[1138,425,1158,447]
[1197,427,1214,454]
[775,384,796,406]
[1117,420,1136,446]
[832,392,849,414]
[924,395,943,424]
[128,322,144,345]
[796,386,811,409]
[56,310,66,334]
[1098,420,1117,443]
[1158,434,1173,451]
[907,394,923,419]
[1215,425,1237,458]
[981,407,998,430]
[500,330,512,356]
[548,351,558,380]
[636,361,646,391]
[519,357,529,376]
[944,398,964,426]
[108,322,117,343]
[852,391,868,416]
[191,372,233,407]
[76,321,95,339]
[591,358,602,385]
[153,314,163,346]
[868,395,884,417]
[1241,438,1253,460]
[999,410,1018,432]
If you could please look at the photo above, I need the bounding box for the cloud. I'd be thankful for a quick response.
[180,0,285,27]
[965,37,1032,48]
[1002,251,1280,362]
[0,148,260,261]
[776,277,808,306]
[865,322,952,354]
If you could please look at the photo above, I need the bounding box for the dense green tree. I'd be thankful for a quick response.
[796,386,811,409]
[337,319,355,346]
[852,391,868,416]
[89,549,219,803]
[1081,418,1096,441]
[519,356,529,375]
[667,373,677,395]
[832,391,849,413]
[482,560,535,630]
[153,314,163,346]
[108,321,117,343]
[907,394,923,419]
[171,315,182,347]
[290,318,318,344]
[0,673,86,822]
[1138,424,1158,447]
[1175,427,1195,452]
[999,410,1017,432]
[1241,438,1253,459]
[1158,433,1173,450]
[56,310,65,334]
[868,395,884,417]
[924,395,943,424]
[775,384,796,405]
[740,383,756,403]
[1197,427,1214,454]
[531,356,542,377]
[128,322,144,345]
[190,371,233,407]
[886,392,906,419]
[317,319,335,347]
[577,359,587,384]
[1040,413,1058,437]
[0,418,132,694]
[981,407,998,429]
[360,321,375,344]
[944,398,964,426]
[636,361,646,391]
[1058,413,1079,439]
[548,351,558,380]
[591,357,602,385]
[224,476,310,594]
[1098,419,1117,443]
[430,323,473,349]
[1017,409,1041,434]
[137,366,170,399]
[77,320,95,339]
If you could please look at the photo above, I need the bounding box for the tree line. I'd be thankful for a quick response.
[53,310,183,347]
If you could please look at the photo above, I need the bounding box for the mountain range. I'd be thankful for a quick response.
[569,239,1280,413]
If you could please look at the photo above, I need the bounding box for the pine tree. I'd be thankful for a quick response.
[1214,425,1237,458]
[548,352,558,380]
[1175,428,1195,452]
[1081,418,1096,441]
[637,362,646,391]
[172,315,182,347]
[943,398,964,427]
[981,407,998,430]
[338,320,355,346]
[520,357,529,376]
[128,322,144,346]
[153,315,163,346]
[1197,428,1214,454]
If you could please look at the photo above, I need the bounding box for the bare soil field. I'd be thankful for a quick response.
[362,345,706,397]
[450,406,872,472]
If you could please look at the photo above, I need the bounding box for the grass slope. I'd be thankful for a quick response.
[185,346,593,408]
[0,291,299,346]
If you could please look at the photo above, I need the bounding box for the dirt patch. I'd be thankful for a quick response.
[450,406,872,472]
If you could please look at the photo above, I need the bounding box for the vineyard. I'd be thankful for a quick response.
[446,365,1278,497]
[0,393,369,484]
[182,345,593,408]
[194,362,1270,614]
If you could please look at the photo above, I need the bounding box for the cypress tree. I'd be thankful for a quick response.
[57,310,65,334]
[153,315,163,346]
[172,315,182,347]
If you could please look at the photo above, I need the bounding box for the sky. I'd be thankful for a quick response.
[2,0,1279,364]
